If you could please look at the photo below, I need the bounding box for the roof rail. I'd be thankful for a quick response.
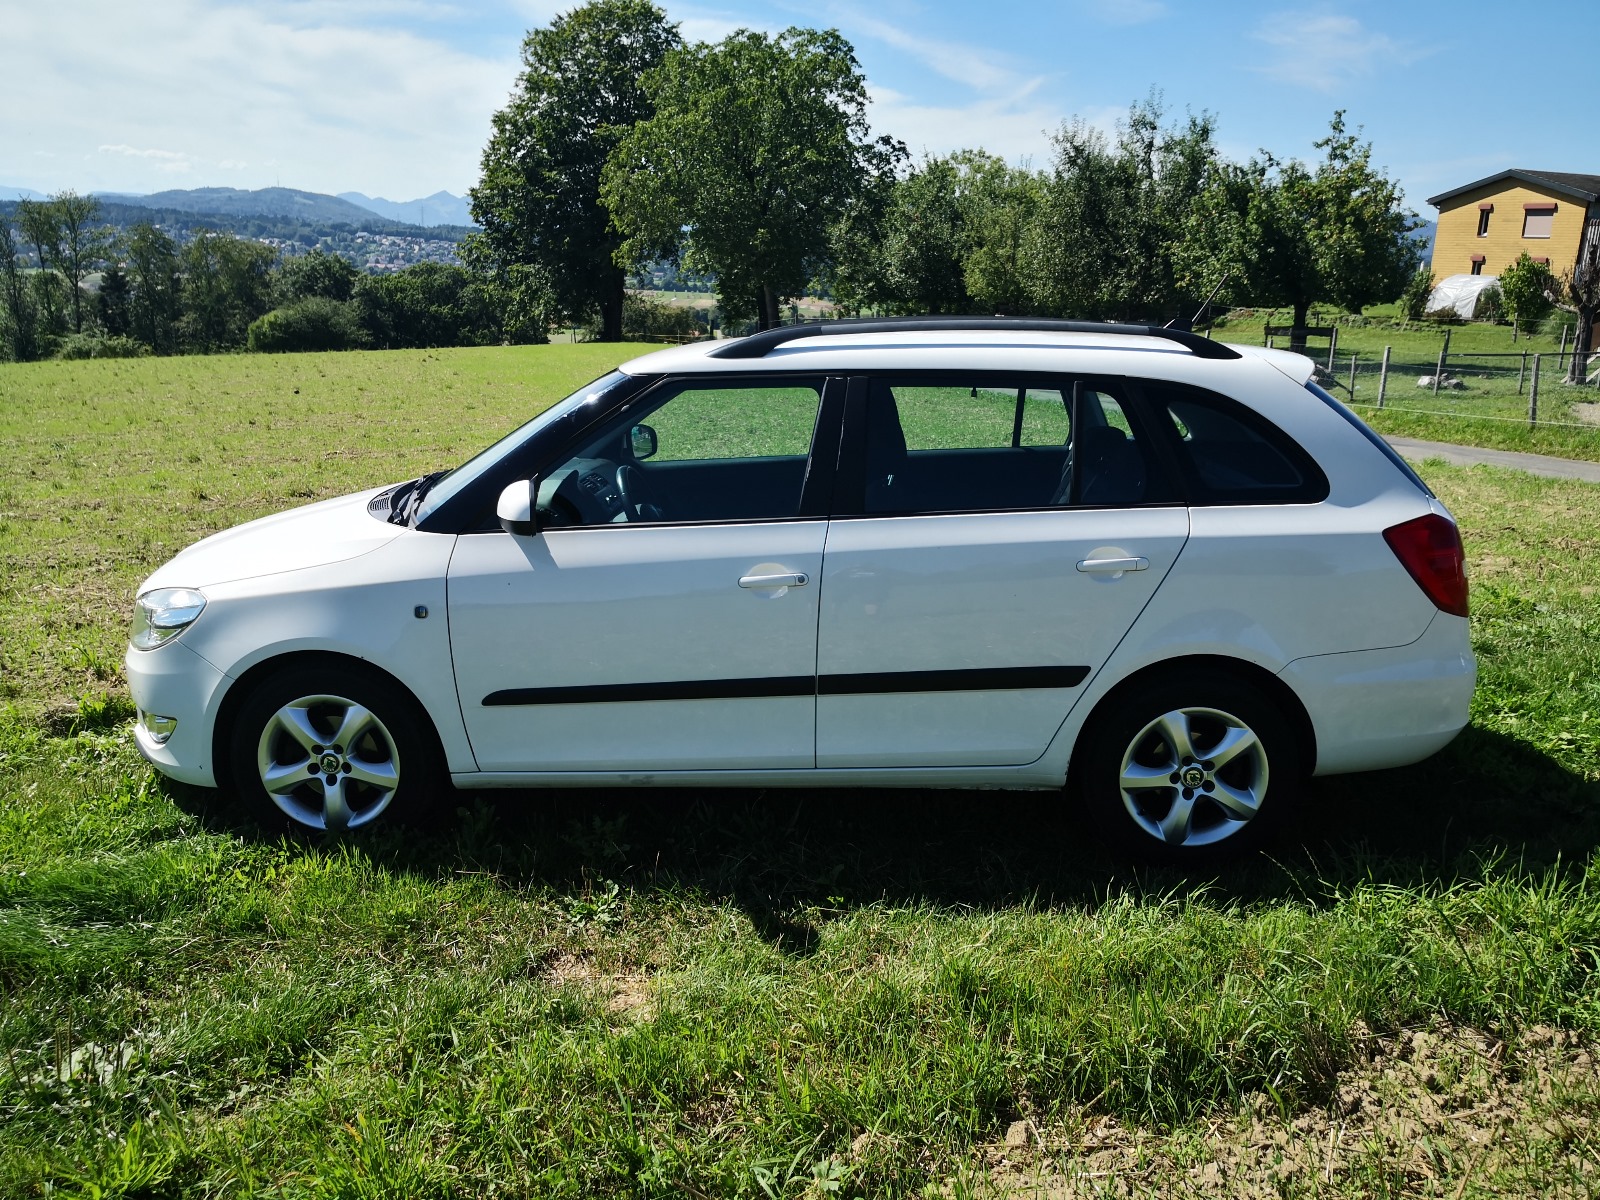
[706,315,1242,361]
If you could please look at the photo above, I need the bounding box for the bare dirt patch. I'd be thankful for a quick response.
[974,1025,1600,1198]
[543,950,655,1020]
[1572,403,1600,427]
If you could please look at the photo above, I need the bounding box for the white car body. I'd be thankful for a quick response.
[126,325,1474,842]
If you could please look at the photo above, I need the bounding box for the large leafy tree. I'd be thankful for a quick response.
[0,216,41,362]
[1179,112,1417,352]
[1027,100,1220,322]
[178,231,276,352]
[468,0,679,342]
[123,223,183,354]
[603,26,898,330]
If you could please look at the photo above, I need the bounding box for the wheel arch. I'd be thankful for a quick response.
[1067,654,1318,789]
[211,650,449,793]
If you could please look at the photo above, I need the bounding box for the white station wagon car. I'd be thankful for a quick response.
[127,319,1474,861]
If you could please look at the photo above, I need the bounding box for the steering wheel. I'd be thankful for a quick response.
[615,465,664,522]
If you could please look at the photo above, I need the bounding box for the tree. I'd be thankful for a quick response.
[1547,235,1600,385]
[879,157,969,313]
[1498,251,1555,327]
[958,151,1044,316]
[51,191,112,333]
[355,263,501,349]
[0,216,40,362]
[1400,264,1434,322]
[15,198,66,339]
[468,0,679,341]
[247,297,366,353]
[1028,100,1221,322]
[1179,112,1418,353]
[603,26,898,330]
[123,223,183,354]
[179,231,276,352]
[96,264,132,337]
[274,247,360,305]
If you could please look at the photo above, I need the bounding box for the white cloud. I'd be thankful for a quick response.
[0,0,519,197]
[1252,13,1419,92]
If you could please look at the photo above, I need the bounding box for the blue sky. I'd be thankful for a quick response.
[0,0,1587,216]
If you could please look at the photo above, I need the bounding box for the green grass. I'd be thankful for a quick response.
[3,350,1600,1196]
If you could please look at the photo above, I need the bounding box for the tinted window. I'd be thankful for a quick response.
[860,377,1155,513]
[1138,379,1328,504]
[538,379,824,526]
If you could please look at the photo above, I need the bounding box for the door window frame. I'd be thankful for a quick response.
[830,370,1184,518]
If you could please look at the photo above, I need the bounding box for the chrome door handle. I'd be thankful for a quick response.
[739,571,809,589]
[1076,556,1149,574]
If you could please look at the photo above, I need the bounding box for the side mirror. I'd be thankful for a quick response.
[629,423,658,460]
[497,478,538,536]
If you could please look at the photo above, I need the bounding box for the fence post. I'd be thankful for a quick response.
[1378,346,1390,408]
[1434,342,1446,396]
[1327,326,1338,372]
[1530,354,1541,427]
[1513,318,1518,344]
[1348,352,1357,397]
[1560,324,1570,370]
[1518,351,1527,395]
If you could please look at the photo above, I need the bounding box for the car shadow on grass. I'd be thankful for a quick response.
[167,723,1600,952]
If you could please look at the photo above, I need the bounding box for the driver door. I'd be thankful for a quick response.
[448,376,837,774]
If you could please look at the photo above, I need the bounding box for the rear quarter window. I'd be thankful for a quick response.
[1134,379,1330,505]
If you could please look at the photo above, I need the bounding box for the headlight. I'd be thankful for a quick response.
[130,588,207,651]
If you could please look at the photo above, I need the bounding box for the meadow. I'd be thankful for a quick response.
[2,345,1599,1197]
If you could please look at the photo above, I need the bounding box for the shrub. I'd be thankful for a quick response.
[1475,284,1505,323]
[247,298,365,353]
[54,333,151,360]
[1498,252,1555,326]
[1400,266,1434,322]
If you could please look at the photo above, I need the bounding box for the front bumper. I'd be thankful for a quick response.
[124,639,229,787]
[1281,612,1475,776]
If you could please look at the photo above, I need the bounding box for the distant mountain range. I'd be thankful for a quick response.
[339,190,473,227]
[0,184,475,229]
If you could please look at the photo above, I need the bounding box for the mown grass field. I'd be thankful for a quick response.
[1212,308,1600,462]
[3,346,1600,1197]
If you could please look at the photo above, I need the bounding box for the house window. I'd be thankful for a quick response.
[1523,204,1556,239]
[1477,205,1492,237]
[1470,255,1486,275]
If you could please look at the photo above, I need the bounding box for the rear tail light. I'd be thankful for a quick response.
[1383,514,1468,618]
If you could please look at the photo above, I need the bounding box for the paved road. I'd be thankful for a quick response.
[1383,436,1600,484]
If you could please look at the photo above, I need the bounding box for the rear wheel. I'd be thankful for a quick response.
[228,664,443,832]
[1076,673,1300,863]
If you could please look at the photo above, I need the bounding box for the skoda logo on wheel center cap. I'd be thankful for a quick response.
[320,753,342,774]
[1181,765,1206,788]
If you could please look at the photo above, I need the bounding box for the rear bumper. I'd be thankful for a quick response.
[125,640,228,787]
[1282,613,1474,776]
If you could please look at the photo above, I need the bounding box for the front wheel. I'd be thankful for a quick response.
[228,664,443,832]
[1075,674,1300,864]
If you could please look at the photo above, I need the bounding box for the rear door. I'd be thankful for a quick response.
[815,373,1189,768]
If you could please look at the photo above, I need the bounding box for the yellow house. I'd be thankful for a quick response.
[1427,169,1600,279]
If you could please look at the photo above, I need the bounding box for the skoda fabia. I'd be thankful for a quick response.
[127,319,1474,861]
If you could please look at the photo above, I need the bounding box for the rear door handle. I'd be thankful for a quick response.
[1076,556,1149,574]
[739,572,810,589]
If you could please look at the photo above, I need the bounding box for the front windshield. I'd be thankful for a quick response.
[414,370,630,523]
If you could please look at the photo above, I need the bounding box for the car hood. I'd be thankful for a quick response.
[139,486,406,593]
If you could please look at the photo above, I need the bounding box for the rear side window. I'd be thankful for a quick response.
[1306,380,1434,498]
[1137,380,1329,504]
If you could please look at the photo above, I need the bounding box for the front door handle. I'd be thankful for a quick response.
[739,571,810,589]
[1076,556,1149,574]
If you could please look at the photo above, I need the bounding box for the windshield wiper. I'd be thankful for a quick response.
[388,470,447,527]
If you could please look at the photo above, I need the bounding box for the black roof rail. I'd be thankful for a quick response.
[706,315,1242,361]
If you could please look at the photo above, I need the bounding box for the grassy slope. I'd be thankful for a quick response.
[1,350,1599,1196]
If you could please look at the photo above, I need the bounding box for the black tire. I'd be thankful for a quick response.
[1073,672,1301,865]
[226,662,446,833]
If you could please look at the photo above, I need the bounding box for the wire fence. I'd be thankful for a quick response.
[1318,346,1600,430]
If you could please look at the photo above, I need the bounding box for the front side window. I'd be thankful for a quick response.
[860,376,1157,514]
[537,378,824,526]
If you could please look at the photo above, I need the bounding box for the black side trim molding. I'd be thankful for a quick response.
[483,676,813,706]
[482,665,1089,706]
[818,666,1089,695]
